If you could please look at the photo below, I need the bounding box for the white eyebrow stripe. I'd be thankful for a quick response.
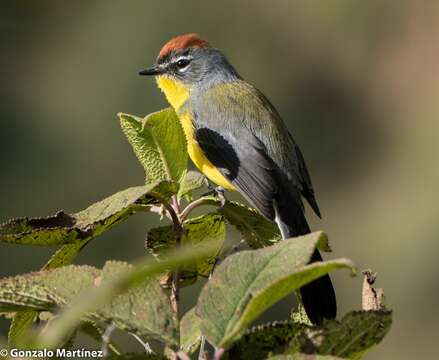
[173,55,192,63]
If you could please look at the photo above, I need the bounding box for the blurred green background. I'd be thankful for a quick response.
[1,1,438,358]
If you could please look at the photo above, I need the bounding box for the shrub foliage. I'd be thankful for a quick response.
[0,109,391,359]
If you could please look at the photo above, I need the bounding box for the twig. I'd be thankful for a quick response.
[213,348,225,360]
[163,201,183,237]
[198,254,223,360]
[170,269,180,316]
[198,335,207,360]
[151,192,184,318]
[169,194,183,318]
[101,324,115,358]
[131,333,154,354]
[176,351,191,360]
[362,269,385,310]
[172,194,181,214]
[180,197,218,222]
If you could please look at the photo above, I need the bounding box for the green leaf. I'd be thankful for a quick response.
[146,213,226,286]
[0,183,161,246]
[0,261,178,346]
[73,183,161,229]
[288,310,392,360]
[119,109,187,184]
[219,202,281,248]
[8,237,91,347]
[177,170,207,201]
[225,320,304,360]
[45,240,90,268]
[35,241,220,349]
[196,232,355,348]
[0,211,79,246]
[180,308,202,354]
[98,262,178,345]
[8,311,37,347]
[227,310,391,359]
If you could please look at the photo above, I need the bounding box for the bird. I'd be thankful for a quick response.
[139,33,336,324]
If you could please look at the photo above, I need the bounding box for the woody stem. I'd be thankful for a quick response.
[153,193,183,319]
[169,194,183,318]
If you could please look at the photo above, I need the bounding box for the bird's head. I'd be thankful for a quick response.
[140,33,239,109]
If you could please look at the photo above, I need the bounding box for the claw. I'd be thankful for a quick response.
[202,185,227,207]
[216,187,226,207]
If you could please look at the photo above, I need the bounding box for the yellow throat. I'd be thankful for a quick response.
[155,75,235,190]
[156,75,190,111]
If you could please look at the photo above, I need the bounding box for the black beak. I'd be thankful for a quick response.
[139,66,163,76]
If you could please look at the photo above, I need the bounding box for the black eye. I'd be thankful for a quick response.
[176,58,190,69]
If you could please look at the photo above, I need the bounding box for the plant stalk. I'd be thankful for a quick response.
[180,197,219,222]
[198,335,207,360]
[152,192,184,319]
[213,348,225,360]
[169,194,183,318]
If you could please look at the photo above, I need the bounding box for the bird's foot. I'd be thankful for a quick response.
[202,184,227,207]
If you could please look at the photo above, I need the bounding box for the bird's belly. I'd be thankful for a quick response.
[180,113,235,190]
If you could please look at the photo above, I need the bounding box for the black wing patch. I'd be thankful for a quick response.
[195,127,278,220]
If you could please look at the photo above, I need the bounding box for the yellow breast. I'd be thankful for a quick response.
[156,75,235,190]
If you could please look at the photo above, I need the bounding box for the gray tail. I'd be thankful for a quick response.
[275,200,336,324]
